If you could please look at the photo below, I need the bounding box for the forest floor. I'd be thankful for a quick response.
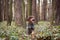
[0,21,60,40]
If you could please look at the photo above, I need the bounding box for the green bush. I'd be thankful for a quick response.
[0,21,60,40]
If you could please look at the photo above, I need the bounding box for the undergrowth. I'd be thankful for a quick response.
[0,21,60,40]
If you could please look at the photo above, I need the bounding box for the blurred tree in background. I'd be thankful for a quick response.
[0,0,60,26]
[14,0,22,26]
[0,0,60,40]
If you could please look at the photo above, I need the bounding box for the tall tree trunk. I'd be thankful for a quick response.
[27,0,32,17]
[0,0,5,21]
[22,0,26,27]
[0,0,2,22]
[42,0,47,20]
[51,0,56,25]
[7,0,12,25]
[3,0,12,25]
[47,0,52,21]
[38,0,40,21]
[12,0,15,21]
[14,0,22,26]
[55,0,60,25]
[4,0,8,21]
[1,0,9,21]
[32,0,38,23]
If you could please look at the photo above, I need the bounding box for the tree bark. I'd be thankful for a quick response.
[0,0,2,22]
[0,0,4,21]
[47,0,52,21]
[7,0,12,25]
[38,0,40,21]
[14,0,22,26]
[42,0,47,20]
[55,0,60,25]
[27,0,32,17]
[51,0,56,25]
[4,0,8,21]
[32,0,38,23]
[22,0,26,27]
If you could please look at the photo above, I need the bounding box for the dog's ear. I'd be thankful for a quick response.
[27,16,33,21]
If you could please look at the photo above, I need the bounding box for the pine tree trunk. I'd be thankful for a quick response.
[38,0,40,21]
[7,0,12,25]
[14,0,22,26]
[47,0,52,21]
[55,0,60,25]
[32,0,38,23]
[51,0,56,25]
[22,0,26,27]
[0,0,5,21]
[0,0,2,22]
[27,0,32,17]
[42,0,47,20]
[4,0,8,21]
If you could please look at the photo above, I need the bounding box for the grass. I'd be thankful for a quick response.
[0,21,60,40]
